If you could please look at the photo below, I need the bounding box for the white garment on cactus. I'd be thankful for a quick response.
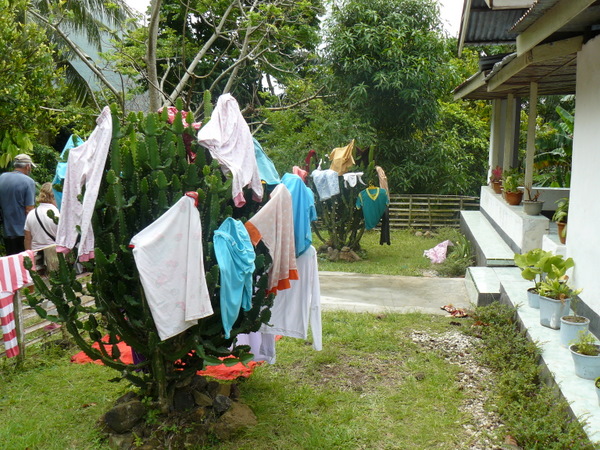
[130,195,213,341]
[197,94,263,207]
[55,106,112,261]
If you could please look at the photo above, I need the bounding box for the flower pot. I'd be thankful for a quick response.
[570,344,600,379]
[527,287,540,309]
[539,295,570,329]
[490,181,502,194]
[595,377,600,407]
[560,315,590,348]
[504,190,523,206]
[522,200,544,216]
[556,221,567,244]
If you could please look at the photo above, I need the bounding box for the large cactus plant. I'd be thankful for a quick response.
[26,101,273,412]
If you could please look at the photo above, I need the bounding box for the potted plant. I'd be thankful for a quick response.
[514,248,551,308]
[537,276,581,329]
[489,165,502,194]
[560,292,589,348]
[514,250,573,309]
[569,330,600,380]
[522,185,544,216]
[502,170,523,205]
[595,376,600,406]
[552,197,568,244]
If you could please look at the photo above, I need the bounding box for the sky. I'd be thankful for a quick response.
[126,0,464,37]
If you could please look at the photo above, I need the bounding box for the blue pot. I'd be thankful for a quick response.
[560,316,590,348]
[527,288,540,309]
[539,295,570,330]
[570,344,600,380]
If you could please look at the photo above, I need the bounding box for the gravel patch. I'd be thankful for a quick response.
[410,330,505,449]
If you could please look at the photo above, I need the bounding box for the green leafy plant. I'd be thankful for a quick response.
[514,249,573,291]
[571,330,600,356]
[552,197,569,223]
[538,277,582,302]
[502,173,522,193]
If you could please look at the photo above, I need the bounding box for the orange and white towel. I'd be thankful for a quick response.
[245,184,298,295]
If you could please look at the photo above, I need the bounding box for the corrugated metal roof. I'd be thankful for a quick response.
[461,0,527,46]
[511,0,560,33]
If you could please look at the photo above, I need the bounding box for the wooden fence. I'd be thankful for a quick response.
[388,194,480,229]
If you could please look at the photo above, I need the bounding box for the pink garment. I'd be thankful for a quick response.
[260,246,322,351]
[423,240,454,264]
[158,106,202,131]
[292,166,308,183]
[197,94,263,207]
[159,106,202,163]
[130,195,213,341]
[244,184,298,295]
[0,250,34,358]
[55,107,112,261]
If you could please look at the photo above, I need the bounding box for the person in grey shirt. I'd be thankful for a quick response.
[0,154,37,255]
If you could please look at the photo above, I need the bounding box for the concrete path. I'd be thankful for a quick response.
[319,271,473,315]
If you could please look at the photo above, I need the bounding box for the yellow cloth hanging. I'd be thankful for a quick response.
[329,139,355,175]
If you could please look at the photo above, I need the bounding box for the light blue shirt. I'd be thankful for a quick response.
[253,138,280,185]
[281,173,317,257]
[213,217,256,339]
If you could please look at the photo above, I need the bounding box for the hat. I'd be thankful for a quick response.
[13,154,37,168]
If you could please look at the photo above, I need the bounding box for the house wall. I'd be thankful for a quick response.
[569,34,600,317]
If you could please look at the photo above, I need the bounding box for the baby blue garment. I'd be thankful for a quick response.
[311,168,340,201]
[253,138,280,185]
[281,173,317,257]
[213,217,256,339]
[53,135,84,211]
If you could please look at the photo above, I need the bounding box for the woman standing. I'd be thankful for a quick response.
[24,182,60,252]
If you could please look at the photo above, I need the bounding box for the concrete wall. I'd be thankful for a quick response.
[569,34,600,317]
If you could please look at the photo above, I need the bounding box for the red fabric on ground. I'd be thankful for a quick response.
[198,360,263,380]
[72,335,283,379]
[71,338,133,365]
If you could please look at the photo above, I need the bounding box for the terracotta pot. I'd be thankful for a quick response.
[504,190,523,206]
[490,181,502,194]
[556,221,567,244]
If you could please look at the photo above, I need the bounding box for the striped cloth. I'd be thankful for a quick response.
[0,250,34,358]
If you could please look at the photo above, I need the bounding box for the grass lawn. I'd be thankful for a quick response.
[0,229,594,449]
[315,228,470,276]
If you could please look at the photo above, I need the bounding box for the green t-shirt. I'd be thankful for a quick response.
[356,187,389,230]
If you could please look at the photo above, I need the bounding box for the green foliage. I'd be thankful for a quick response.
[514,248,551,289]
[30,144,60,185]
[470,303,593,449]
[325,0,447,135]
[572,331,600,357]
[256,84,377,174]
[115,0,325,114]
[388,100,490,195]
[538,277,581,302]
[0,0,61,166]
[552,197,569,223]
[501,168,523,193]
[534,104,574,187]
[26,105,273,411]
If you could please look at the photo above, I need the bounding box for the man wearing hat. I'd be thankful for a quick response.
[0,154,37,255]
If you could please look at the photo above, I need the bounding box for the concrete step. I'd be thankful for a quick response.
[460,210,515,267]
[465,266,501,306]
